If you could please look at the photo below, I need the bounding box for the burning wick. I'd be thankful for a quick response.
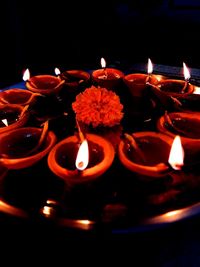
[146,58,153,84]
[101,57,108,79]
[75,118,89,171]
[168,135,184,171]
[182,62,191,93]
[54,67,61,78]
[2,119,8,126]
[22,68,38,88]
[75,139,89,171]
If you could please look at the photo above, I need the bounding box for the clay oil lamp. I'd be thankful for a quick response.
[0,88,41,106]
[174,85,200,112]
[55,67,91,107]
[156,62,194,99]
[157,111,200,145]
[23,68,65,96]
[0,104,29,134]
[122,59,160,126]
[118,131,175,179]
[57,68,90,91]
[91,57,124,91]
[47,132,115,186]
[123,58,159,98]
[0,121,57,169]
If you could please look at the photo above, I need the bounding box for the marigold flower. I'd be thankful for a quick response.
[72,86,124,127]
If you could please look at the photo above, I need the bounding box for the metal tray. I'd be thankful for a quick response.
[1,66,200,234]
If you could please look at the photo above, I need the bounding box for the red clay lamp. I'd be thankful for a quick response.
[118,131,174,179]
[47,133,115,186]
[91,57,124,90]
[156,62,194,98]
[23,68,65,95]
[0,88,41,106]
[123,58,159,97]
[0,104,29,134]
[0,121,56,169]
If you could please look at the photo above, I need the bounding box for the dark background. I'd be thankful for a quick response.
[1,1,200,264]
[1,0,200,87]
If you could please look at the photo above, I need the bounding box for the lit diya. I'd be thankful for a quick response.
[118,131,175,179]
[157,111,200,144]
[57,68,90,90]
[173,86,200,112]
[0,121,57,169]
[0,88,41,106]
[47,133,115,186]
[123,58,159,97]
[23,68,65,95]
[156,62,194,98]
[91,57,124,90]
[0,104,29,134]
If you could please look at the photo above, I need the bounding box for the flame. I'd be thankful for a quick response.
[76,220,91,226]
[75,139,89,171]
[54,67,60,76]
[22,68,30,81]
[164,210,180,218]
[147,58,153,75]
[193,87,200,94]
[41,206,52,217]
[183,62,191,81]
[168,135,184,170]
[2,119,8,126]
[101,57,106,68]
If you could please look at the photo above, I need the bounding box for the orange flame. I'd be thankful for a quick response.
[168,135,184,170]
[75,139,89,171]
[22,68,30,81]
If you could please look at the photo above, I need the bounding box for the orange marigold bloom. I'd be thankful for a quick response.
[72,86,124,127]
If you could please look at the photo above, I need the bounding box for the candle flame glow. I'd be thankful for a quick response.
[22,68,30,81]
[54,67,60,76]
[183,62,191,81]
[164,210,180,218]
[101,57,106,68]
[168,135,184,170]
[2,119,8,126]
[75,139,89,171]
[147,58,153,74]
[193,86,200,94]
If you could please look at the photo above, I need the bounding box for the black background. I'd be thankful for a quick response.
[1,0,200,87]
[1,1,200,265]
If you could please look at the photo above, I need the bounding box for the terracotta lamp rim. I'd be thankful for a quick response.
[157,111,200,143]
[0,127,57,169]
[92,68,124,78]
[48,133,115,185]
[157,78,194,95]
[118,131,173,178]
[0,88,39,105]
[26,75,64,95]
[0,104,29,134]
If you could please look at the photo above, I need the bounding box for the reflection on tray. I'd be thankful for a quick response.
[2,145,200,231]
